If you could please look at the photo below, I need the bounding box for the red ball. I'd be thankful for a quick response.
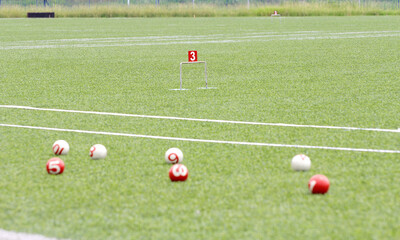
[308,174,330,194]
[46,157,65,175]
[169,164,188,182]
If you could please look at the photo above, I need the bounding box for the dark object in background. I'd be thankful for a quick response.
[27,12,55,18]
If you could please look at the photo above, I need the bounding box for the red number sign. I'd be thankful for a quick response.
[188,50,197,62]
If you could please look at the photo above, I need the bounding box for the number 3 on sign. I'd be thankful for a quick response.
[188,50,197,62]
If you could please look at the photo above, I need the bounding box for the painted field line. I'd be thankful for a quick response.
[1,105,399,133]
[1,123,399,154]
[1,32,400,50]
[0,229,68,240]
[4,30,399,45]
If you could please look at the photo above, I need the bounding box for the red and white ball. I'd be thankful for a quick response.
[291,154,311,171]
[52,140,69,155]
[165,147,183,164]
[169,164,188,182]
[46,157,65,175]
[90,144,107,160]
[308,174,330,194]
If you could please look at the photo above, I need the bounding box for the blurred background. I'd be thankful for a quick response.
[0,0,399,9]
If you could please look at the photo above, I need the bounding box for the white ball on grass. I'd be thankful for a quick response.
[291,154,311,171]
[90,144,107,160]
[165,147,183,164]
[52,140,70,155]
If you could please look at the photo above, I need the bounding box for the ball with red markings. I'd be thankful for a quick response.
[165,147,183,164]
[291,154,311,171]
[52,140,69,155]
[89,144,107,160]
[46,157,65,175]
[169,164,188,182]
[308,174,330,194]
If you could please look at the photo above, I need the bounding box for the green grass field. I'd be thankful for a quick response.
[0,16,400,239]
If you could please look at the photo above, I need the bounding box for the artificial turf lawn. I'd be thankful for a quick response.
[0,16,399,239]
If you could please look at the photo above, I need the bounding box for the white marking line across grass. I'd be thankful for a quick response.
[0,229,68,240]
[1,31,399,50]
[0,105,399,133]
[1,123,399,154]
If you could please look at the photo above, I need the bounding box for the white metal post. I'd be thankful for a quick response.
[204,61,208,89]
[180,63,183,90]
[171,61,215,90]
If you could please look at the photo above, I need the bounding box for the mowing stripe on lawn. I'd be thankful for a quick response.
[1,123,399,154]
[1,105,399,133]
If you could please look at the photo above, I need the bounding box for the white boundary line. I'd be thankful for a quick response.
[7,31,397,45]
[0,229,69,240]
[0,105,399,133]
[1,31,400,50]
[1,123,399,154]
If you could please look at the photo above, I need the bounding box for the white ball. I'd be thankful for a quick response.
[165,147,183,164]
[90,144,107,160]
[52,140,69,155]
[291,154,311,171]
